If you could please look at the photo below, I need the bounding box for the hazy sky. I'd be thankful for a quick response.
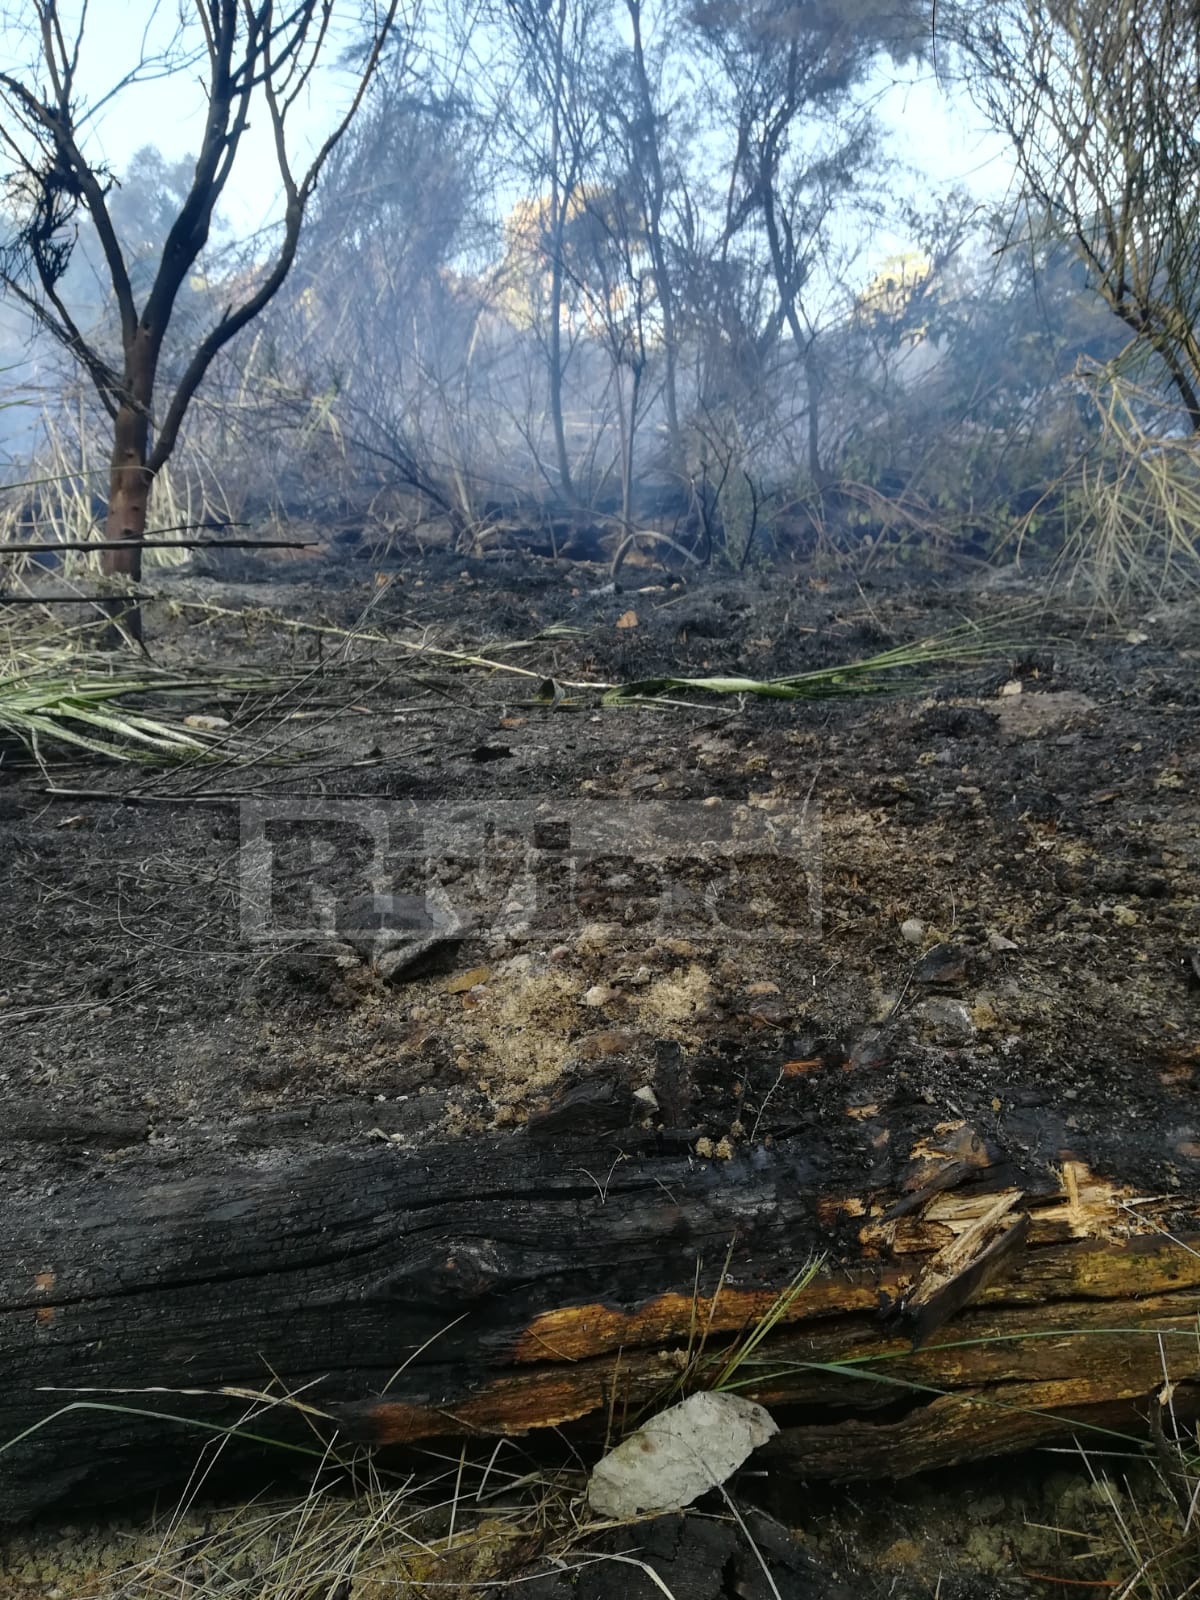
[0,0,1014,260]
[0,0,370,235]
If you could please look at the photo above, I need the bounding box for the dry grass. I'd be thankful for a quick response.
[0,639,287,766]
[1071,1347,1200,1600]
[1013,369,1200,606]
[0,1383,578,1598]
[1,407,231,585]
[98,1452,563,1599]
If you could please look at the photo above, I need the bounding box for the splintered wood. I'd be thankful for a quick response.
[335,1137,1200,1480]
[3,1124,1198,1519]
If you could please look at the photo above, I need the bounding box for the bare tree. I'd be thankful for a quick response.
[483,0,609,502]
[0,0,399,639]
[954,0,1200,430]
[609,0,684,474]
[273,49,492,533]
[560,183,655,529]
[688,0,926,485]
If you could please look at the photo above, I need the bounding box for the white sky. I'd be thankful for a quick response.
[0,0,370,236]
[877,69,1013,207]
[0,0,1014,253]
[0,3,1017,464]
[863,66,1015,281]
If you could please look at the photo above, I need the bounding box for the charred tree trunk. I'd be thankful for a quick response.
[100,398,154,645]
[99,330,159,645]
[758,163,826,493]
[550,252,579,499]
[548,224,575,501]
[618,360,643,534]
[626,0,681,477]
[2,1104,1199,1526]
[803,345,823,490]
[545,0,576,504]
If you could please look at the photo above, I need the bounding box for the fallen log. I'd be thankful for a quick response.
[2,1106,1199,1525]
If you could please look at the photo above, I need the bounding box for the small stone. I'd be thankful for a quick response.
[702,795,722,808]
[900,918,926,945]
[916,997,976,1045]
[849,1026,891,1071]
[633,1084,660,1111]
[746,998,790,1026]
[987,930,1019,953]
[445,965,492,994]
[913,942,971,988]
[582,983,621,1007]
[574,1029,637,1060]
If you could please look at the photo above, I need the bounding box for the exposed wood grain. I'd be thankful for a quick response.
[2,1119,1198,1524]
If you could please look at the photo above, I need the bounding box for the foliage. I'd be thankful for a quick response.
[4,0,1198,596]
[0,658,274,765]
[955,0,1200,431]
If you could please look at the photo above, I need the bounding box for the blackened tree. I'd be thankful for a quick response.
[0,0,399,639]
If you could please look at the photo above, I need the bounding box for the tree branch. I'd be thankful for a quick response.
[0,272,121,420]
[149,0,400,472]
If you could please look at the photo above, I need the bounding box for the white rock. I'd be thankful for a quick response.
[587,1391,779,1519]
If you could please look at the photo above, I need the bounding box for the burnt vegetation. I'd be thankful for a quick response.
[1,0,1198,594]
[2,3,1200,1596]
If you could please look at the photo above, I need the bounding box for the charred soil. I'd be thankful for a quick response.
[2,552,1196,1189]
[1,547,1199,1594]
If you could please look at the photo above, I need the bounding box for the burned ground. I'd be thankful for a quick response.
[1,549,1198,1595]
[1,553,1196,1194]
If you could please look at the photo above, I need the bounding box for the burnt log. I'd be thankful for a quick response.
[2,1111,1200,1525]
